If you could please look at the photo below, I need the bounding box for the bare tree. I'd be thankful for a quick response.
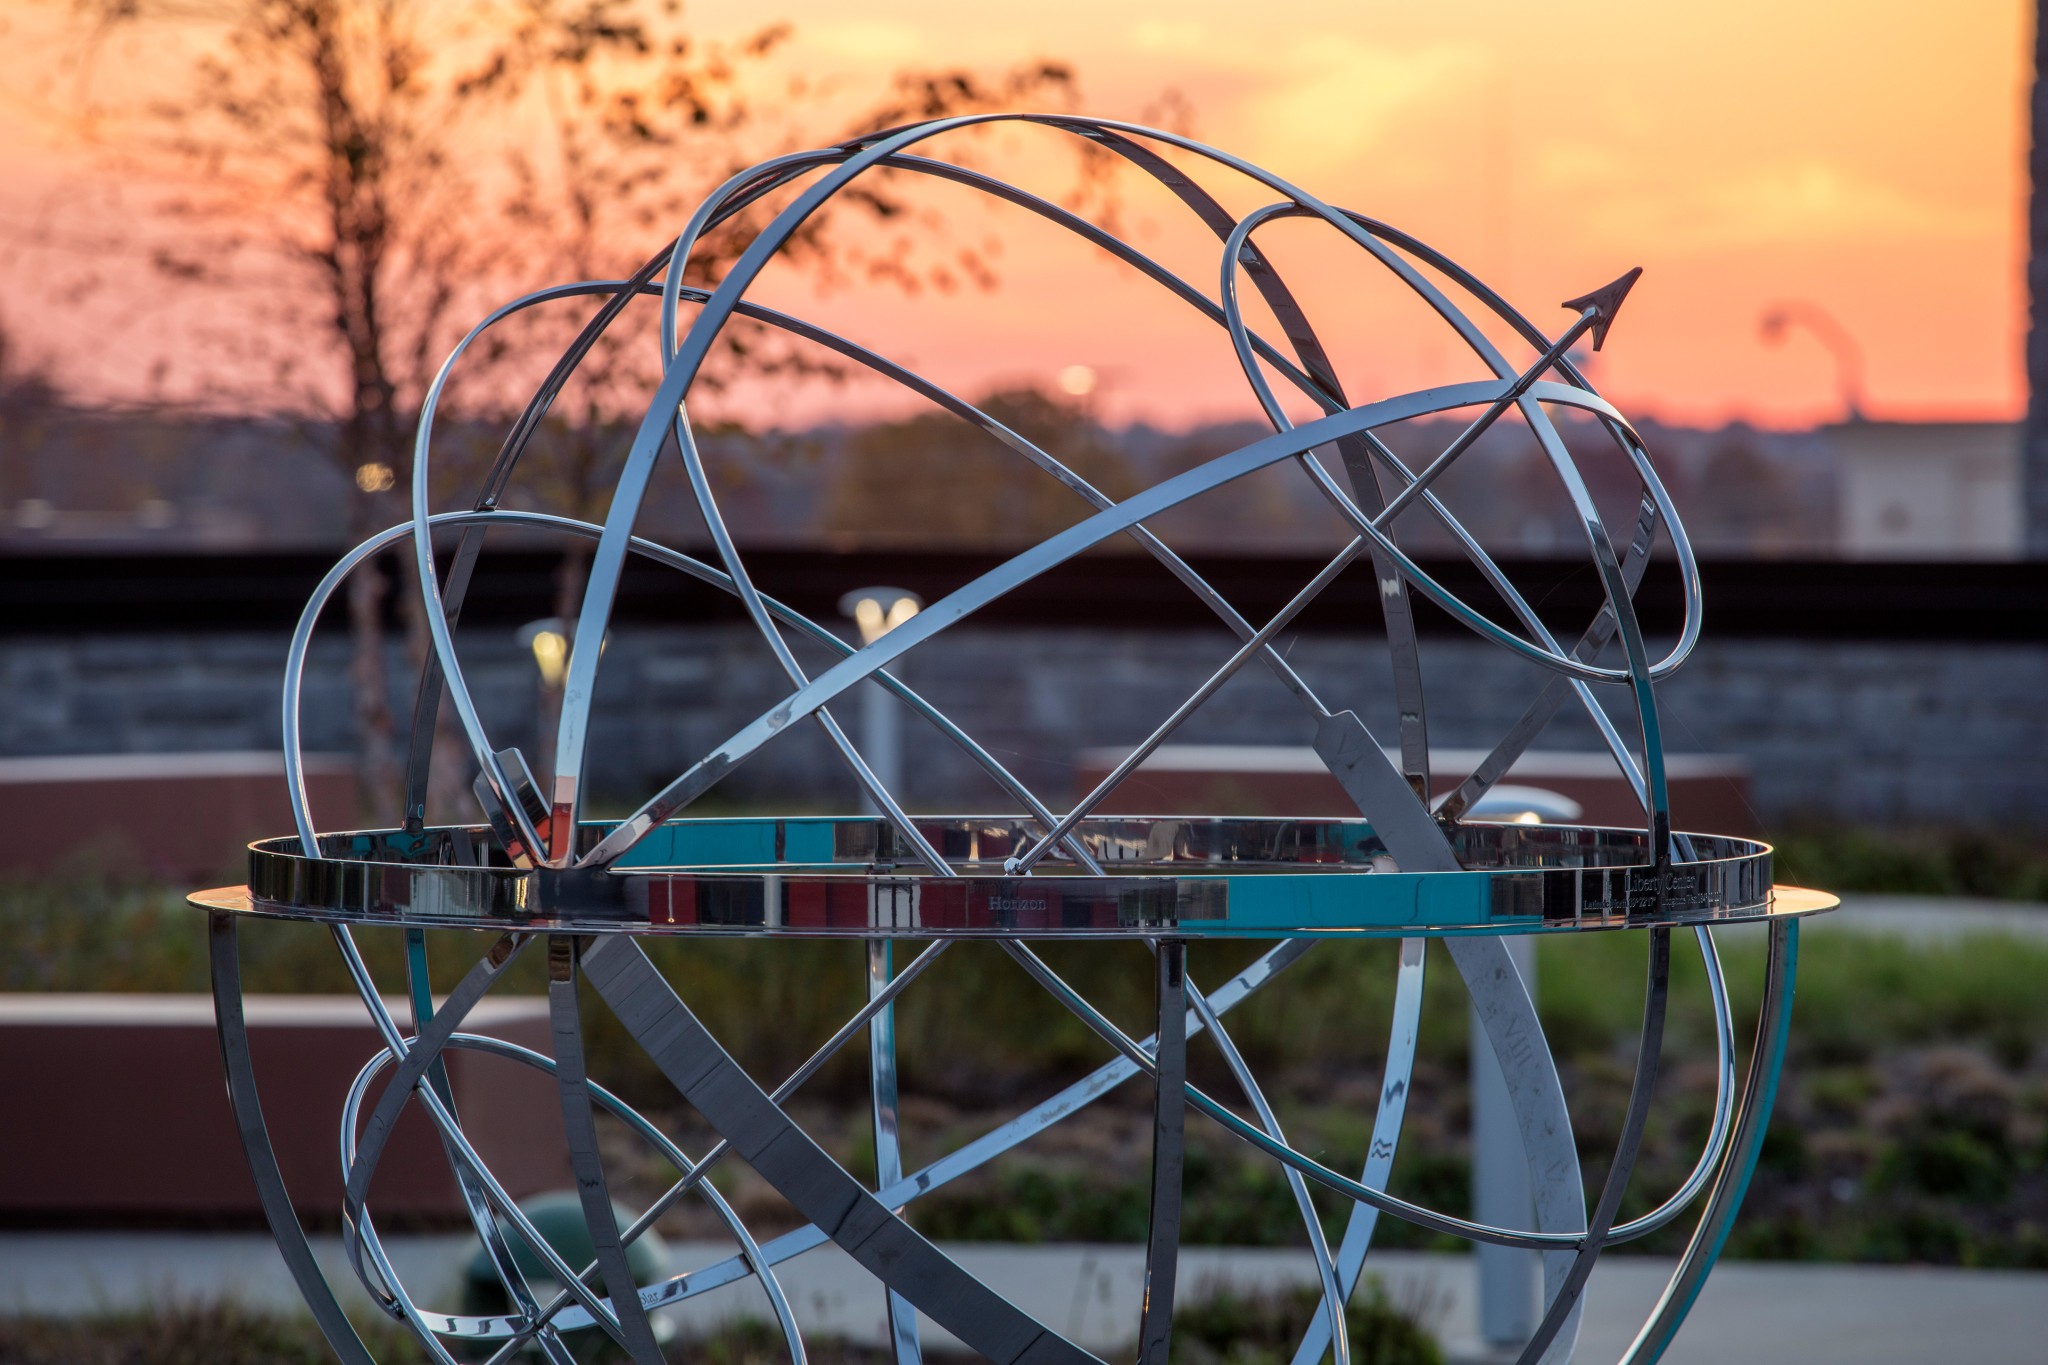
[0,314,63,523]
[66,0,1108,815]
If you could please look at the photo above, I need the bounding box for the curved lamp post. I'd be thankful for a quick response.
[1760,301,1865,422]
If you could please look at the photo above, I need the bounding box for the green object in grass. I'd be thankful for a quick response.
[460,1190,674,1356]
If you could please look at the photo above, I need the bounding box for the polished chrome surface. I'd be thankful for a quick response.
[1138,942,1189,1365]
[199,816,1822,937]
[184,112,1835,1365]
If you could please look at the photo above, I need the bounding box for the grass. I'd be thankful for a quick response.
[0,1302,424,1365]
[1770,823,2048,902]
[1168,1283,1441,1365]
[5,866,2048,1269]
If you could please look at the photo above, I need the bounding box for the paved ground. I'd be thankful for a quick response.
[3,1233,2045,1362]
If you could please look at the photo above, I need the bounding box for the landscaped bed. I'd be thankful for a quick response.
[6,830,2045,1271]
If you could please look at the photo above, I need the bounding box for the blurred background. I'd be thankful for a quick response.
[1,2,2045,1362]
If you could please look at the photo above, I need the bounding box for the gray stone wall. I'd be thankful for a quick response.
[4,625,2044,828]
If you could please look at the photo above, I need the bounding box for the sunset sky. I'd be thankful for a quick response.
[0,0,2029,431]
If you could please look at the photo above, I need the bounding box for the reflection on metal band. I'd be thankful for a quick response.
[581,937,1099,1365]
[1139,942,1189,1365]
[213,817,1817,937]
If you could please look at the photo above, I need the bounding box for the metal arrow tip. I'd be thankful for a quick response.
[1561,266,1643,351]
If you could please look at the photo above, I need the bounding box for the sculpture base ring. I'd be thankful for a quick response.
[192,815,1836,936]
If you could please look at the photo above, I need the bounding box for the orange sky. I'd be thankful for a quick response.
[0,0,2030,430]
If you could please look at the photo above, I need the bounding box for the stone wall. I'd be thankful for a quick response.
[4,625,2044,829]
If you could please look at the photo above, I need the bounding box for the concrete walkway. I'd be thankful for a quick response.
[3,1233,2044,1362]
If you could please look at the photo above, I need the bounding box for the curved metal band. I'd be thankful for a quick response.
[329,917,579,1360]
[392,125,1687,872]
[1216,201,1653,814]
[560,113,1687,854]
[1512,928,1671,1365]
[224,820,1794,938]
[335,937,535,1300]
[1287,936,1423,1365]
[330,933,638,1354]
[1620,918,1800,1364]
[1333,207,1702,681]
[1138,941,1188,1365]
[371,938,1316,1342]
[207,911,380,1365]
[581,378,1653,868]
[332,1029,806,1361]
[1443,934,1588,1357]
[1183,964,1355,1365]
[398,257,1357,872]
[281,508,1107,880]
[398,245,679,836]
[1067,127,1433,799]
[866,938,923,1365]
[458,933,954,1348]
[1215,201,1671,860]
[999,937,1576,1251]
[665,135,1692,822]
[1627,927,1737,1239]
[389,924,561,1361]
[547,938,667,1362]
[580,935,1101,1365]
[402,181,1364,833]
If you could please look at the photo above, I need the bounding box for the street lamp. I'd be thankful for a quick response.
[838,586,926,1356]
[518,618,606,792]
[1465,784,1581,1354]
[837,587,922,812]
[517,618,571,689]
[1760,301,1865,422]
